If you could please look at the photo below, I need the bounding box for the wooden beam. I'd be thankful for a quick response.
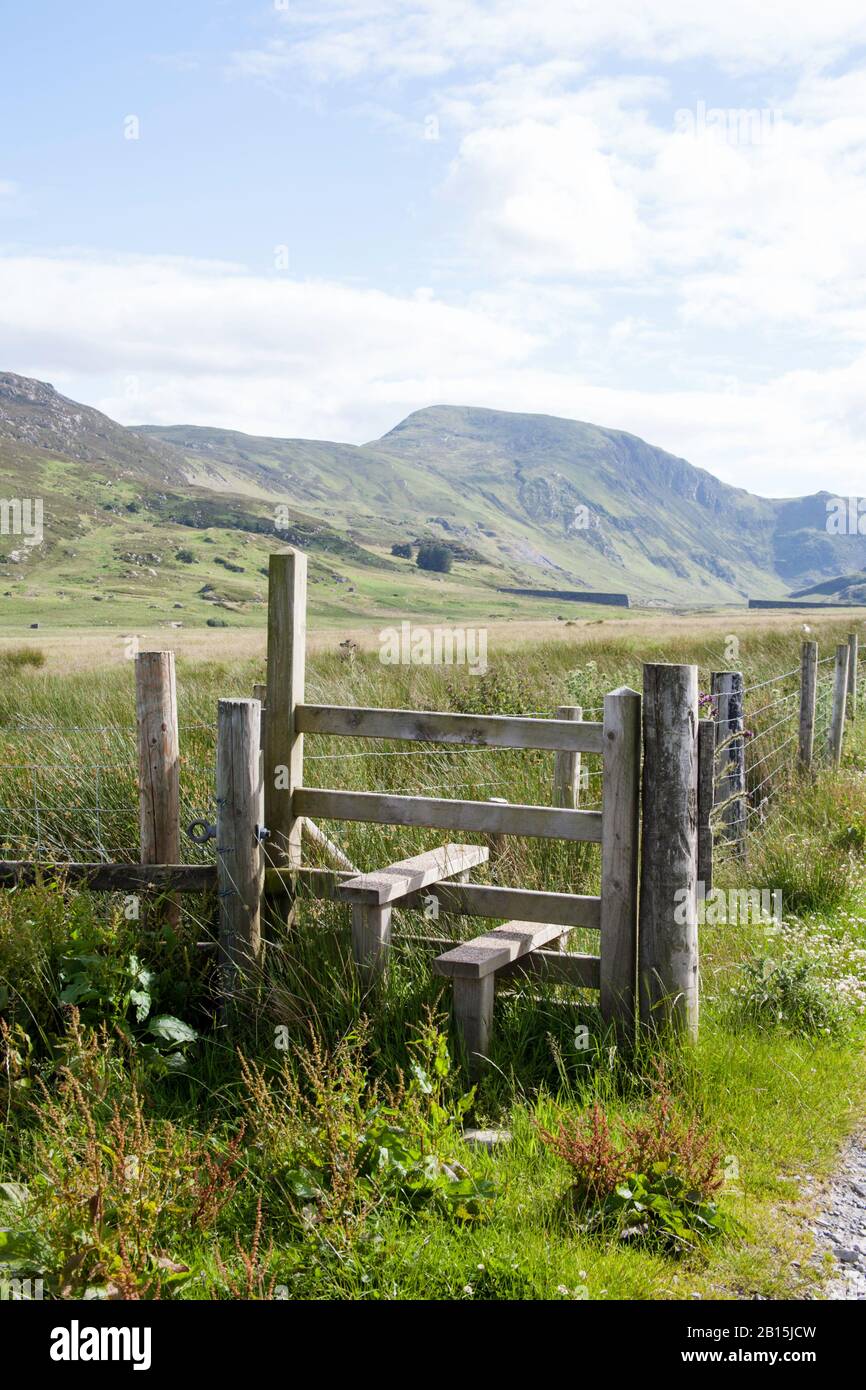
[295,703,605,753]
[351,903,392,990]
[300,817,359,873]
[0,861,215,891]
[293,788,603,842]
[337,843,489,906]
[847,632,859,721]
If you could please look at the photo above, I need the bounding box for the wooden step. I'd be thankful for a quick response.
[433,918,567,980]
[337,842,489,906]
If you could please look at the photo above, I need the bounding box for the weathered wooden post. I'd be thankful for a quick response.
[847,633,858,720]
[639,663,699,1039]
[599,687,641,1034]
[712,670,745,855]
[828,643,850,767]
[135,651,180,927]
[798,640,818,771]
[553,705,583,808]
[216,698,264,1008]
[697,719,715,898]
[253,681,267,746]
[264,550,307,880]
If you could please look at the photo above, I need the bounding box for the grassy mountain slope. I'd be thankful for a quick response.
[2,372,866,629]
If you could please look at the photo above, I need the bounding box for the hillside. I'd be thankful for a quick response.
[1,372,865,630]
[792,571,866,604]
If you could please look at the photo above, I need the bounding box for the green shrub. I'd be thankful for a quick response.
[416,542,452,573]
[730,954,846,1037]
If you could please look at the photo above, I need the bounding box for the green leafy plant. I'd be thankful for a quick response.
[540,1067,736,1251]
[57,950,198,1066]
[731,954,845,1037]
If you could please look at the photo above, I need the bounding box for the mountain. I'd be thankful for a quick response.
[791,571,866,604]
[140,403,866,603]
[1,372,865,630]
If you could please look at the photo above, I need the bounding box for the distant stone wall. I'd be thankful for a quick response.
[748,599,865,609]
[498,588,630,607]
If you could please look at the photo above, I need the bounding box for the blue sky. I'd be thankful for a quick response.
[3,1,866,497]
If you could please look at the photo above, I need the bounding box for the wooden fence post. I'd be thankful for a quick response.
[135,651,180,927]
[253,681,267,746]
[697,719,715,899]
[847,633,858,721]
[264,551,307,876]
[599,687,641,1034]
[828,643,850,768]
[712,670,745,855]
[798,640,818,771]
[216,698,264,1008]
[638,663,699,1039]
[553,705,582,808]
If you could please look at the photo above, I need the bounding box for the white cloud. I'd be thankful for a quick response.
[0,252,535,441]
[2,250,866,497]
[235,0,866,82]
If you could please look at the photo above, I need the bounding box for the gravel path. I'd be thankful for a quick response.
[811,1133,866,1299]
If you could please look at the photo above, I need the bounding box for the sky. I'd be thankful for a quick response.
[3,1,866,497]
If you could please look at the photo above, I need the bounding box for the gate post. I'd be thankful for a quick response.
[216,698,264,1010]
[264,550,307,879]
[135,650,180,928]
[599,687,641,1034]
[638,663,699,1039]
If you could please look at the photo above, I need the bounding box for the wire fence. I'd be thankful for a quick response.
[707,649,857,864]
[0,652,856,872]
